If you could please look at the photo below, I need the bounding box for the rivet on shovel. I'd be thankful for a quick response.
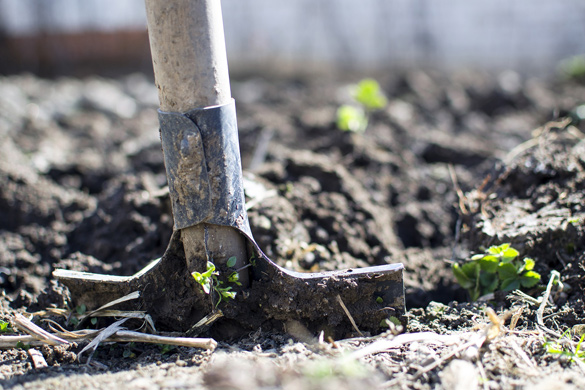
[53,0,405,338]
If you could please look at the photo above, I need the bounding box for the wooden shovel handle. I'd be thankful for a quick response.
[145,0,248,284]
[145,0,231,111]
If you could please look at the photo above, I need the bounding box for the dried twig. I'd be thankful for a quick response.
[0,335,52,348]
[336,295,363,337]
[537,271,560,327]
[2,316,218,353]
[78,318,129,364]
[187,310,224,336]
[110,330,217,350]
[13,314,68,346]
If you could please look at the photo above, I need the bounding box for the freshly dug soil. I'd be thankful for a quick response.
[1,69,585,389]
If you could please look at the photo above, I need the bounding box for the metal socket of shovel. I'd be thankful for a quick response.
[53,0,405,338]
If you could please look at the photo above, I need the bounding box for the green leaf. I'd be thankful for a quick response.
[16,341,30,351]
[559,55,585,81]
[0,320,11,333]
[388,316,402,326]
[500,278,521,292]
[453,264,475,289]
[497,262,518,280]
[487,243,508,255]
[336,105,368,132]
[376,296,384,304]
[520,271,541,287]
[226,256,237,268]
[221,290,236,300]
[200,278,211,294]
[478,255,499,273]
[192,271,203,283]
[90,317,98,326]
[159,344,175,355]
[201,262,216,278]
[352,79,387,110]
[501,247,519,262]
[479,272,498,293]
[228,272,242,286]
[461,261,480,278]
[76,304,87,315]
[192,271,212,294]
[523,258,535,271]
[471,253,485,261]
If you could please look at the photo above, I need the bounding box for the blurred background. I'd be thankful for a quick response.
[1,0,584,77]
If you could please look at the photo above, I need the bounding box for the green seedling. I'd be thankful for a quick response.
[159,344,176,355]
[76,304,87,315]
[559,55,585,83]
[192,257,240,307]
[16,341,30,351]
[544,331,585,363]
[337,105,368,133]
[353,78,388,110]
[68,304,88,327]
[0,320,12,333]
[453,243,541,301]
[337,78,387,132]
[123,342,137,359]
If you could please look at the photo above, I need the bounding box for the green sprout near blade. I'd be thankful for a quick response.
[453,243,541,301]
[192,257,240,307]
[337,78,387,133]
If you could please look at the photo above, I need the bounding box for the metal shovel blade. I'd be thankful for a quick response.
[54,230,404,338]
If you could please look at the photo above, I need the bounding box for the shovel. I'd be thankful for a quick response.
[54,0,405,338]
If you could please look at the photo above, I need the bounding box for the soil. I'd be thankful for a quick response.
[1,69,585,389]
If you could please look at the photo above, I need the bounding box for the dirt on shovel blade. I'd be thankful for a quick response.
[1,70,585,389]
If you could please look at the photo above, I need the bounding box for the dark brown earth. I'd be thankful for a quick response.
[1,70,585,389]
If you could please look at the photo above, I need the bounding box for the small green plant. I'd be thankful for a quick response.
[123,342,137,359]
[453,243,541,301]
[159,344,176,355]
[0,320,12,333]
[544,331,585,363]
[559,55,585,83]
[16,341,30,351]
[336,78,387,133]
[192,257,241,307]
[76,304,87,315]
